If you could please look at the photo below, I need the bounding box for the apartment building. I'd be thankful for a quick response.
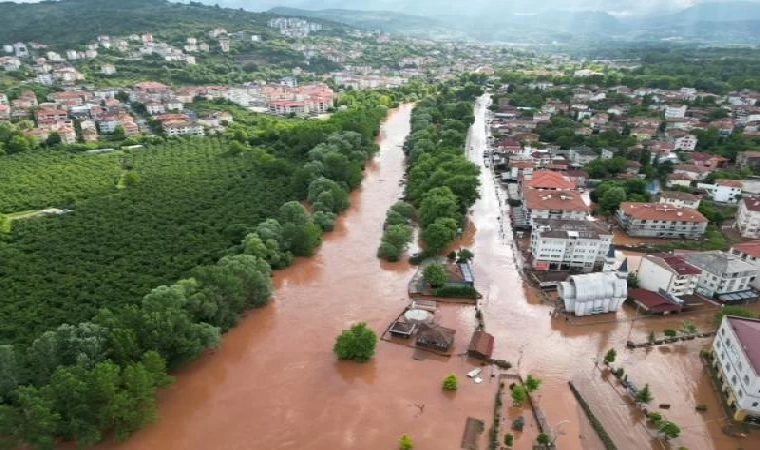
[637,254,702,296]
[685,251,760,300]
[524,190,590,225]
[530,219,612,272]
[736,197,760,239]
[712,315,760,423]
[616,202,708,239]
[659,191,702,209]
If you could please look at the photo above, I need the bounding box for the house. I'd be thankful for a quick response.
[530,219,612,272]
[627,288,684,315]
[666,173,693,188]
[632,127,657,141]
[711,315,760,423]
[568,147,598,166]
[674,134,698,151]
[673,164,712,181]
[558,270,628,316]
[467,331,494,360]
[737,196,760,239]
[685,251,760,301]
[36,108,68,122]
[637,255,702,296]
[163,120,204,137]
[731,242,760,266]
[565,170,589,188]
[524,190,590,225]
[144,101,166,115]
[616,202,708,239]
[415,323,455,353]
[697,180,743,204]
[665,105,688,119]
[0,104,9,120]
[626,161,642,175]
[738,151,760,170]
[100,64,116,75]
[58,127,77,145]
[659,191,702,209]
[508,160,535,181]
[691,152,729,170]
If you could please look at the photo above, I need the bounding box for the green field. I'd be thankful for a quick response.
[0,140,300,345]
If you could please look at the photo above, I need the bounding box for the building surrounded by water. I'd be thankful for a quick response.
[558,266,628,316]
[712,315,760,423]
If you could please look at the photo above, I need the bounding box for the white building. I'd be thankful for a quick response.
[524,190,590,225]
[559,269,628,316]
[530,219,612,272]
[712,315,760,423]
[737,197,760,239]
[100,64,116,75]
[675,134,698,151]
[616,202,708,239]
[685,251,760,300]
[164,121,204,137]
[659,191,702,210]
[665,105,688,119]
[66,49,79,61]
[637,254,702,296]
[697,180,743,204]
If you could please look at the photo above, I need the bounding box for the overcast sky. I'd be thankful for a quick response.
[8,0,760,16]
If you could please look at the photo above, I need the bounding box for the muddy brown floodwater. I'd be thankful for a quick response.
[101,99,760,450]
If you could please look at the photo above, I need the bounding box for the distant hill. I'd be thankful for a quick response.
[670,1,760,22]
[267,6,460,37]
[0,0,345,47]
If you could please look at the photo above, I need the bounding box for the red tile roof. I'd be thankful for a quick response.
[619,202,708,223]
[741,196,760,212]
[525,190,589,212]
[732,241,760,258]
[661,256,703,275]
[716,179,742,188]
[660,191,701,202]
[629,289,683,313]
[727,316,760,374]
[523,171,575,190]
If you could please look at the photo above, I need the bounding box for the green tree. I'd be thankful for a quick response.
[423,263,449,288]
[419,187,459,227]
[658,421,681,440]
[399,434,414,450]
[377,241,402,262]
[383,224,414,251]
[604,348,617,364]
[1,386,60,450]
[537,433,551,445]
[278,201,310,227]
[525,374,542,393]
[422,219,457,255]
[456,248,474,263]
[600,186,627,215]
[681,320,698,335]
[635,384,653,405]
[442,374,458,391]
[0,345,19,402]
[511,384,528,405]
[334,323,377,363]
[122,171,140,187]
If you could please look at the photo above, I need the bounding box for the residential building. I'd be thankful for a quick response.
[698,180,743,204]
[523,190,590,225]
[58,127,77,145]
[674,134,698,151]
[521,170,575,191]
[558,269,628,316]
[568,147,598,166]
[616,202,708,239]
[659,191,702,209]
[712,315,760,423]
[685,251,760,300]
[637,254,702,296]
[36,108,68,122]
[530,219,612,272]
[739,151,760,170]
[731,242,760,266]
[665,105,688,119]
[666,173,693,188]
[673,164,712,181]
[163,120,204,137]
[737,197,760,239]
[691,152,729,170]
[100,64,116,75]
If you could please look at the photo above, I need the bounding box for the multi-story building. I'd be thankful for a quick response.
[697,180,743,204]
[712,315,760,423]
[731,241,760,265]
[530,219,612,272]
[163,121,204,137]
[616,202,708,239]
[665,105,688,119]
[524,190,590,225]
[685,251,760,300]
[736,196,760,239]
[637,254,702,296]
[674,134,698,151]
[659,191,702,210]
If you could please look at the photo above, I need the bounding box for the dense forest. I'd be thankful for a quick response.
[0,88,398,448]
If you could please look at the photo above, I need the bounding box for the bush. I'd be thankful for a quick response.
[511,384,528,405]
[434,286,478,299]
[604,348,617,364]
[664,329,677,338]
[423,263,449,288]
[658,420,681,440]
[504,433,514,447]
[399,434,414,450]
[525,374,542,393]
[333,322,378,363]
[442,374,458,391]
[377,241,402,262]
[512,416,525,432]
[647,412,663,424]
[537,433,551,445]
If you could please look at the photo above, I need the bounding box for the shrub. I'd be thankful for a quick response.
[664,329,677,338]
[647,412,663,424]
[434,286,478,299]
[614,368,625,378]
[399,434,414,450]
[525,374,542,393]
[504,433,514,447]
[512,416,525,432]
[443,374,458,391]
[658,420,681,440]
[537,433,551,445]
[511,384,528,405]
[333,322,378,363]
[604,348,617,364]
[377,241,402,262]
[423,263,449,288]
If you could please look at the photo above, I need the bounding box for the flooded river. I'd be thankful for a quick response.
[102,99,760,450]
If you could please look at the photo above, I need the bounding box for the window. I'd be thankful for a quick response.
[753,402,759,408]
[744,375,750,385]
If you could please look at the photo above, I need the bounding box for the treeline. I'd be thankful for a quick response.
[400,82,482,256]
[0,93,393,448]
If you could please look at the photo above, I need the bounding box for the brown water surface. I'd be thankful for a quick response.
[103,99,760,450]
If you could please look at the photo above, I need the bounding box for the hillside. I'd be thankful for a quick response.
[0,0,343,47]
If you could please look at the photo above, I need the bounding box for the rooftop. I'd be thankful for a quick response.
[534,219,610,240]
[645,254,702,275]
[628,288,683,314]
[619,202,708,223]
[660,191,701,202]
[732,241,760,258]
[685,251,760,275]
[741,196,760,212]
[523,171,576,191]
[525,190,589,213]
[716,179,743,188]
[726,316,760,374]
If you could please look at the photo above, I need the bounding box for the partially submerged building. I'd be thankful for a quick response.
[558,263,628,316]
[467,330,494,360]
[415,323,455,353]
[712,315,760,423]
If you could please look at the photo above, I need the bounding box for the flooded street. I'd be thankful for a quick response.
[101,99,760,450]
